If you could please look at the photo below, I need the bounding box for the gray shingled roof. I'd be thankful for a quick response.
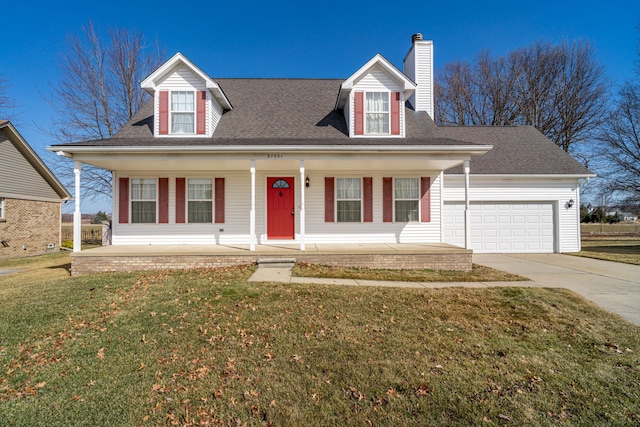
[441,126,592,175]
[52,78,592,176]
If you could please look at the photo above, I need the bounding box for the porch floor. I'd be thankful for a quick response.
[71,243,472,276]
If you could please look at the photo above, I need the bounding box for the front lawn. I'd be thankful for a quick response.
[1,255,639,426]
[293,262,527,282]
[572,237,640,265]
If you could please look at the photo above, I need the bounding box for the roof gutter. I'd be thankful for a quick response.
[49,144,493,156]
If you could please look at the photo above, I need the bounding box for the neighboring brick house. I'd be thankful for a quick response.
[0,120,72,258]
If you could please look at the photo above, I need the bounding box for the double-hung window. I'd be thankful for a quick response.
[187,178,213,223]
[395,178,419,222]
[171,91,195,134]
[365,92,390,134]
[131,179,157,223]
[336,178,361,222]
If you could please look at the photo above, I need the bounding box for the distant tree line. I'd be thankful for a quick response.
[580,205,621,224]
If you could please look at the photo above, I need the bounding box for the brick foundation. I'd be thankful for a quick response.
[71,251,472,276]
[0,198,61,259]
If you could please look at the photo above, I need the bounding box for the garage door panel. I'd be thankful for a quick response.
[443,202,555,253]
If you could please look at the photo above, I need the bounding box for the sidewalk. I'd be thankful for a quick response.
[249,253,640,326]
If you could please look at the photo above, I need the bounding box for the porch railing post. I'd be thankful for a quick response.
[250,160,256,251]
[299,160,305,250]
[73,160,82,252]
[464,160,470,250]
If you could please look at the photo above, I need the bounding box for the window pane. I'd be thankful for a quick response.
[337,200,361,222]
[132,201,156,223]
[365,92,389,112]
[188,178,212,199]
[395,178,419,199]
[131,179,156,200]
[172,112,194,133]
[365,92,390,134]
[188,201,212,223]
[187,178,212,223]
[171,91,194,111]
[395,200,419,222]
[336,178,360,199]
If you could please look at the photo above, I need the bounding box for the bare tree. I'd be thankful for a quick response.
[46,21,163,200]
[435,40,608,154]
[597,81,640,204]
[0,74,18,120]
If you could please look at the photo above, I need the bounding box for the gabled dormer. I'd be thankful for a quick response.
[335,54,416,138]
[141,53,232,138]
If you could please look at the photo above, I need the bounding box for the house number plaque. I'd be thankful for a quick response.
[267,154,283,159]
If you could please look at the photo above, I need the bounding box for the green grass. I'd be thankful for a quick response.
[293,262,527,282]
[1,254,639,426]
[572,238,640,265]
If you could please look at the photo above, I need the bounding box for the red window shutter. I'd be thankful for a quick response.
[118,178,129,224]
[158,178,169,224]
[175,178,186,224]
[363,177,373,222]
[159,91,169,135]
[383,177,393,222]
[196,90,206,135]
[325,177,335,222]
[354,92,364,135]
[421,177,431,222]
[391,92,401,135]
[215,178,225,223]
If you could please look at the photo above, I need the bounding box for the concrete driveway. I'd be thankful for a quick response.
[473,253,640,325]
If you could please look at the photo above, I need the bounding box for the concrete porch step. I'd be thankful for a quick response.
[257,258,296,268]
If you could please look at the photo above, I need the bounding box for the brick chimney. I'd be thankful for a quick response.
[403,33,434,119]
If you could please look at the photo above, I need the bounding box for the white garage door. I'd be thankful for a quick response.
[443,202,555,253]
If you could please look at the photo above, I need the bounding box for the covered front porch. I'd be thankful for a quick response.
[70,242,472,276]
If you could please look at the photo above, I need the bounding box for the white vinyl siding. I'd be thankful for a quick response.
[403,40,433,118]
[304,171,441,244]
[113,171,441,246]
[442,175,582,253]
[154,64,221,137]
[350,67,404,137]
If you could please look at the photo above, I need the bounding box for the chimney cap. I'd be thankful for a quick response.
[412,33,423,43]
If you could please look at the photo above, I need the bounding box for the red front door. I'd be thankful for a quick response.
[267,177,295,239]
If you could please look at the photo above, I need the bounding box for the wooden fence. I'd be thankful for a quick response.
[61,224,104,243]
[581,223,640,235]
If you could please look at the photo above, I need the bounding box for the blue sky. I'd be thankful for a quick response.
[2,0,639,213]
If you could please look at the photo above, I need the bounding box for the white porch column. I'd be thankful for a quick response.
[250,160,256,251]
[464,160,471,250]
[73,161,82,253]
[299,160,306,251]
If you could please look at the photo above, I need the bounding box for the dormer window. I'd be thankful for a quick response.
[353,91,401,137]
[171,91,195,134]
[366,92,390,134]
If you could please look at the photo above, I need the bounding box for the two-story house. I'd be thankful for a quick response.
[49,34,593,275]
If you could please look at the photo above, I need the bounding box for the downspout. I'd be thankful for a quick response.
[299,160,305,251]
[464,160,470,250]
[250,160,256,251]
[73,161,82,252]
